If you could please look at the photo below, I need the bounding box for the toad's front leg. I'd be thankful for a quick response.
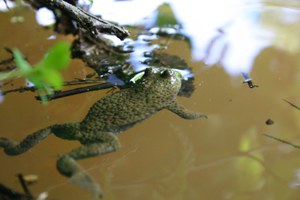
[166,102,208,119]
[57,132,120,199]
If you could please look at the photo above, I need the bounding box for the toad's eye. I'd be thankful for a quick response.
[144,68,153,77]
[160,70,171,78]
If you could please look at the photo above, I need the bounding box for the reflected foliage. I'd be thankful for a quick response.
[155,3,179,27]
[236,130,265,193]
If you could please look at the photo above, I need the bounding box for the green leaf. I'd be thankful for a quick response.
[13,49,31,74]
[38,42,71,70]
[41,68,64,90]
[0,42,71,103]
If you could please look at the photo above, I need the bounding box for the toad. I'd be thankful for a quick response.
[0,68,207,198]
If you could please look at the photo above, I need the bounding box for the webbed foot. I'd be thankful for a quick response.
[57,155,103,199]
[56,132,120,199]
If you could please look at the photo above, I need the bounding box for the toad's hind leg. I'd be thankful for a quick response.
[0,122,81,156]
[0,127,52,156]
[56,132,120,199]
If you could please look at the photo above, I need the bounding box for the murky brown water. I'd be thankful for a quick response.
[2,2,300,200]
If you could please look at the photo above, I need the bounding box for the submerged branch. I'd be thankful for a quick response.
[35,82,116,101]
[2,86,36,95]
[282,98,300,111]
[2,79,116,101]
[0,48,14,66]
[264,134,300,149]
[17,174,33,198]
[0,183,33,200]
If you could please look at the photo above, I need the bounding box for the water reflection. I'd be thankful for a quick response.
[31,0,300,77]
[0,0,14,11]
[128,34,159,72]
[87,0,260,75]
[35,7,55,26]
[89,0,159,26]
[79,0,300,76]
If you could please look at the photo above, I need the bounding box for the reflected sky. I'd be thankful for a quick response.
[0,0,14,11]
[32,0,300,75]
[88,0,270,75]
[36,7,55,26]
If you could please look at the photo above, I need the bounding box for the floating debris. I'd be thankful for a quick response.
[36,192,48,200]
[241,72,259,88]
[23,174,39,185]
[265,118,274,125]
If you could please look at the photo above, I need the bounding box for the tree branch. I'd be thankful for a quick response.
[47,0,130,40]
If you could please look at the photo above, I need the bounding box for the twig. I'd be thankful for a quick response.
[282,98,300,111]
[47,0,130,40]
[2,86,36,95]
[17,174,33,198]
[63,79,104,86]
[2,82,116,100]
[264,134,300,149]
[35,82,116,101]
[1,79,104,95]
[0,47,15,67]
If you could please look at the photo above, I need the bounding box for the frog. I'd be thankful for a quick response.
[0,68,207,198]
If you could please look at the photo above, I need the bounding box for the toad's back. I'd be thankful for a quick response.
[80,68,183,133]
